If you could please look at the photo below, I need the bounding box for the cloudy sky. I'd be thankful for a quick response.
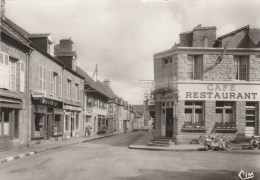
[5,0,260,104]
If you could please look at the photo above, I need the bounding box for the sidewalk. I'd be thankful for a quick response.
[0,133,119,165]
[128,130,251,151]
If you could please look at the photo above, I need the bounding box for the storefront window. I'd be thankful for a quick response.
[184,101,204,125]
[215,101,234,123]
[53,115,62,135]
[34,113,45,138]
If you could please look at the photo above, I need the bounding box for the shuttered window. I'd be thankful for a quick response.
[9,59,16,90]
[20,61,25,92]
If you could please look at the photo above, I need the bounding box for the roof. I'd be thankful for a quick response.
[5,17,29,36]
[132,105,144,114]
[76,66,116,98]
[248,28,260,46]
[27,33,51,38]
[217,25,249,40]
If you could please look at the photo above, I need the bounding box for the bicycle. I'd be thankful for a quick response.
[204,134,232,151]
[250,136,260,150]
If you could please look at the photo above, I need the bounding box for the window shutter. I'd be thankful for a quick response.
[39,65,42,89]
[0,52,4,88]
[50,70,53,95]
[43,67,46,90]
[59,74,62,98]
[20,61,25,92]
[3,53,10,89]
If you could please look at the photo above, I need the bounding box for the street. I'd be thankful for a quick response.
[0,132,260,180]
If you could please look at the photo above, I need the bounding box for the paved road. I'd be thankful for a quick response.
[1,132,260,180]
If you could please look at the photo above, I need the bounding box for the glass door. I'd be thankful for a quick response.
[245,102,257,137]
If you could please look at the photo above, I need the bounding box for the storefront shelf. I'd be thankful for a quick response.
[182,128,207,132]
[214,128,237,133]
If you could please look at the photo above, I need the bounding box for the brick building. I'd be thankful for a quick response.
[153,25,260,144]
[0,17,31,150]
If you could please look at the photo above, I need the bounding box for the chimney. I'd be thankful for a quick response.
[0,0,5,20]
[59,38,73,52]
[103,79,110,87]
[55,38,77,71]
[192,25,216,47]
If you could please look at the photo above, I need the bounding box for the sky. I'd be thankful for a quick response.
[5,0,260,104]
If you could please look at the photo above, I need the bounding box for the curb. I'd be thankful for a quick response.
[128,145,251,152]
[0,133,118,165]
[128,145,205,152]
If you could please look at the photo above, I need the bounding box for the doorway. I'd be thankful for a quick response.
[46,114,52,139]
[166,108,173,137]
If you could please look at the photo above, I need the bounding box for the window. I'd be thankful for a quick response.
[86,116,91,123]
[34,113,45,138]
[87,96,92,107]
[39,65,46,90]
[20,61,25,92]
[50,71,57,95]
[215,101,234,123]
[187,55,203,80]
[75,83,79,101]
[53,72,58,96]
[67,79,71,99]
[184,101,204,125]
[53,115,62,135]
[233,56,248,80]
[9,58,17,90]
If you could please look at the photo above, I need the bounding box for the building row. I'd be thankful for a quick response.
[153,24,260,144]
[0,9,144,151]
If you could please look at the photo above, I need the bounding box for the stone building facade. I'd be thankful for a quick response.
[153,25,260,144]
[0,17,31,150]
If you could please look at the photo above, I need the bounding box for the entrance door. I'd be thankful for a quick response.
[245,102,258,137]
[46,114,52,139]
[0,108,12,151]
[166,108,173,137]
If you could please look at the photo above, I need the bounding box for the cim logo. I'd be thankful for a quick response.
[238,170,254,180]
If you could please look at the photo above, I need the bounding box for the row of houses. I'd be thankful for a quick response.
[153,24,260,144]
[0,6,144,151]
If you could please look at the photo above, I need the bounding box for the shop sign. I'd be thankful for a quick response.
[64,105,82,111]
[40,98,61,107]
[179,83,260,101]
[156,92,178,102]
[32,90,46,98]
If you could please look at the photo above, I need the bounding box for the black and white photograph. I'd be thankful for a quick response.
[0,0,260,179]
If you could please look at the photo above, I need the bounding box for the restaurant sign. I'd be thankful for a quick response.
[64,105,82,111]
[178,83,260,101]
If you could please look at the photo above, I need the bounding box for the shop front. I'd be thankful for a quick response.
[0,96,23,151]
[63,104,82,139]
[31,93,64,142]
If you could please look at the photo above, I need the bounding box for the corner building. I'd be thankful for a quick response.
[153,25,260,144]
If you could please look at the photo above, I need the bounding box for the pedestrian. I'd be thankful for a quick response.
[85,125,92,138]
